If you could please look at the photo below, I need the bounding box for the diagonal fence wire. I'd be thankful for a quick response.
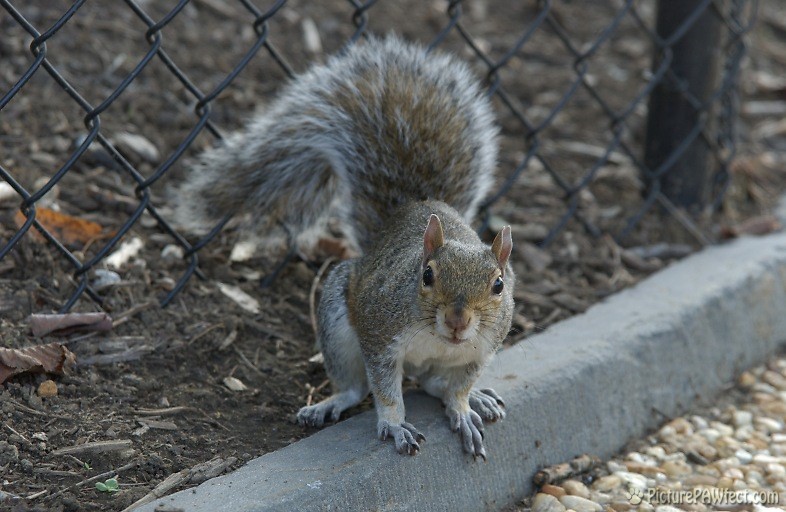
[0,0,758,312]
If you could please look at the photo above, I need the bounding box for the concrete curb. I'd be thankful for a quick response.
[140,232,786,512]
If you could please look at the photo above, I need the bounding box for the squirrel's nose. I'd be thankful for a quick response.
[444,308,471,332]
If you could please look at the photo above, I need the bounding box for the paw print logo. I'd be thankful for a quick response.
[625,486,643,505]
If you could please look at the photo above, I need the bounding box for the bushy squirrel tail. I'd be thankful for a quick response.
[174,34,497,254]
[173,110,350,244]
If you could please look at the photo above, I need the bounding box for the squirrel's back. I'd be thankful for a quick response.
[176,35,498,253]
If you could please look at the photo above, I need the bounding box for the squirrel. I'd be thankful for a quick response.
[175,35,515,459]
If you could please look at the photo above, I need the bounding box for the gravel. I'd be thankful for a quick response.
[525,356,786,512]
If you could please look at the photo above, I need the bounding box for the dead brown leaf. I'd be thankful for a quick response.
[0,342,76,384]
[14,207,112,246]
[30,312,113,337]
[720,214,782,239]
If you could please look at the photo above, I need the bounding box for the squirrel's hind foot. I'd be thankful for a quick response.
[469,388,506,422]
[378,421,425,455]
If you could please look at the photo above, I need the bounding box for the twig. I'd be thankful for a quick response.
[120,456,237,512]
[233,346,266,377]
[113,300,157,327]
[52,439,133,456]
[5,422,30,443]
[188,323,223,346]
[305,379,330,407]
[309,257,336,336]
[135,406,192,416]
[42,458,140,502]
[2,397,47,417]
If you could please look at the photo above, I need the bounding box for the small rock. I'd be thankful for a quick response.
[738,371,757,388]
[541,484,567,499]
[734,448,753,464]
[655,506,682,512]
[37,380,58,398]
[0,182,17,204]
[222,376,247,391]
[733,410,754,428]
[666,417,693,434]
[684,474,717,486]
[561,480,590,499]
[559,495,602,512]
[662,460,691,477]
[593,474,621,492]
[0,441,19,466]
[91,268,122,291]
[717,476,734,488]
[762,370,786,390]
[699,428,721,443]
[20,458,33,473]
[614,471,648,491]
[532,492,567,512]
[113,132,160,163]
[624,462,664,477]
[690,415,709,430]
[658,425,677,440]
[710,421,734,437]
[765,463,785,476]
[755,417,783,433]
[644,446,666,461]
[161,244,185,260]
[753,454,780,465]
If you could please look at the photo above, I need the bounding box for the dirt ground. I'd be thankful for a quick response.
[1,1,785,510]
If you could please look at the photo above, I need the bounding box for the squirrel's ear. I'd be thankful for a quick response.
[423,214,445,264]
[491,226,512,275]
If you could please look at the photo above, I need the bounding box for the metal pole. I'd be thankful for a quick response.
[644,0,724,211]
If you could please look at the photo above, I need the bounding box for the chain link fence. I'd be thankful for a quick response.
[0,0,758,312]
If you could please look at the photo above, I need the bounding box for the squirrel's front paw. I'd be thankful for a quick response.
[448,408,487,460]
[378,421,425,455]
[469,388,506,422]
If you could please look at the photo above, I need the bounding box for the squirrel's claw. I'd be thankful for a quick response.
[469,388,506,422]
[379,421,425,455]
[450,409,487,459]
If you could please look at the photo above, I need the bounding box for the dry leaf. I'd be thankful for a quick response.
[317,237,358,260]
[217,283,260,314]
[14,207,109,246]
[105,237,144,268]
[720,215,782,239]
[223,376,247,391]
[30,312,113,337]
[0,342,76,384]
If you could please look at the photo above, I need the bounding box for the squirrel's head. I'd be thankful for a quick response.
[419,214,513,345]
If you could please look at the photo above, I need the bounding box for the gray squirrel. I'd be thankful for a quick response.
[176,35,515,459]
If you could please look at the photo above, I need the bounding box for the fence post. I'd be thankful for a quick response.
[644,0,725,211]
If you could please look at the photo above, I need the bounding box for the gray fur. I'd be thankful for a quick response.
[175,35,498,254]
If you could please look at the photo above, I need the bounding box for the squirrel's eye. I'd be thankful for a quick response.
[492,276,504,295]
[422,265,434,287]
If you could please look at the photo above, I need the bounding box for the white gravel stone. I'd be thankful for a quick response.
[532,493,567,512]
[526,358,786,512]
[735,448,753,464]
[654,506,682,512]
[561,480,590,499]
[613,471,648,491]
[734,410,754,428]
[699,428,721,443]
[592,474,621,492]
[559,495,602,512]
